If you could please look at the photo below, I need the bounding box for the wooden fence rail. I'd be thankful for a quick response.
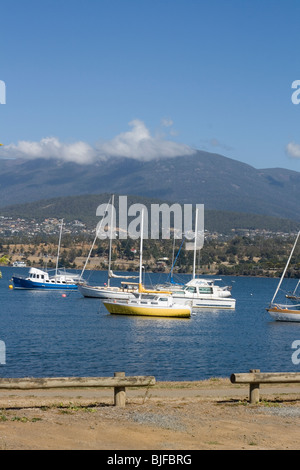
[230,369,300,403]
[0,372,156,407]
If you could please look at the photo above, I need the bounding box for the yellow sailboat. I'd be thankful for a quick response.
[103,291,191,318]
[102,210,191,318]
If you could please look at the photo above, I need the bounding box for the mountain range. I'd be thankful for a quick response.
[1,150,300,222]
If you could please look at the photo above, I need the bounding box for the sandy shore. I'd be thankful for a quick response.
[0,378,300,450]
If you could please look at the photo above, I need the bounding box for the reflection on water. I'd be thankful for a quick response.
[1,267,300,380]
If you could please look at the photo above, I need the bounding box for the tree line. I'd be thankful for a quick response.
[1,233,300,277]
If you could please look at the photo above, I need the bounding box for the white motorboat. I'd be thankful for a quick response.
[12,261,27,267]
[169,277,236,309]
[156,209,236,309]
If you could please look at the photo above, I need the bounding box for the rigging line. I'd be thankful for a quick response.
[169,236,186,284]
[271,230,300,304]
[293,279,300,295]
[80,196,112,278]
[55,219,63,277]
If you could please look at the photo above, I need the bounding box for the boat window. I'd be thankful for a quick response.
[158,297,168,301]
[198,287,213,294]
[185,287,197,293]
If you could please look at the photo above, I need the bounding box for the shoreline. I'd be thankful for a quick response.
[0,264,284,279]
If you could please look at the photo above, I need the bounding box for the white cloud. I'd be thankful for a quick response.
[1,137,96,164]
[286,142,300,159]
[161,118,174,127]
[0,120,196,164]
[95,120,195,161]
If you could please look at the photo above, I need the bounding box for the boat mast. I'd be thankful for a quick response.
[107,194,115,287]
[170,234,175,281]
[192,208,199,280]
[55,219,63,277]
[138,209,144,291]
[270,230,300,305]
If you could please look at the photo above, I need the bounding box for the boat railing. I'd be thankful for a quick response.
[272,302,300,310]
[12,272,27,280]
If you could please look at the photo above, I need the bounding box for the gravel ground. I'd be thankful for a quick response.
[129,410,187,432]
[256,405,300,418]
[1,379,300,449]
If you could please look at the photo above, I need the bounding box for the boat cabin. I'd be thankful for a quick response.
[27,268,50,281]
[27,268,70,284]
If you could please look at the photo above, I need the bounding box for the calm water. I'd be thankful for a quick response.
[1,266,300,381]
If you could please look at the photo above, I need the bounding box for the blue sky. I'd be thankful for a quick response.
[1,0,300,171]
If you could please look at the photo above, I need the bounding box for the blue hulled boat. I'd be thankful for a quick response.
[12,219,84,290]
[12,267,81,290]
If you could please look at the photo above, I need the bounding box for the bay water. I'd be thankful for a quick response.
[1,266,300,381]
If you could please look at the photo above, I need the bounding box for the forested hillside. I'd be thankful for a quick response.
[2,233,300,278]
[1,193,299,235]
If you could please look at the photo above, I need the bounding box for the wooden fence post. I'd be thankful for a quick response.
[249,369,260,404]
[114,372,126,407]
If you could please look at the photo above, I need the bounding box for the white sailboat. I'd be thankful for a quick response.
[77,195,139,299]
[286,279,300,301]
[77,275,139,299]
[103,210,192,318]
[266,231,300,321]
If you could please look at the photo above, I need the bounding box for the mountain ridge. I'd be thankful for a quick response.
[1,150,299,221]
[1,192,299,235]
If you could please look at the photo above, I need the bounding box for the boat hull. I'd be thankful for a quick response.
[103,301,191,318]
[267,307,300,322]
[78,284,136,299]
[172,295,236,309]
[12,276,78,290]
